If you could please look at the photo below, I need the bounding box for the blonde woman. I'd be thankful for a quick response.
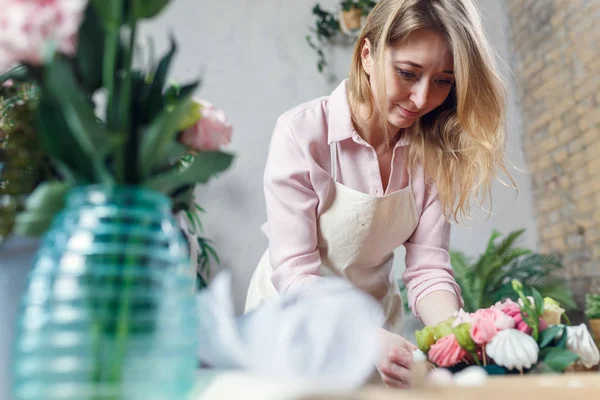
[246,0,511,388]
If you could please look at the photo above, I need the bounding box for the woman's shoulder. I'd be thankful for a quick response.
[276,95,331,135]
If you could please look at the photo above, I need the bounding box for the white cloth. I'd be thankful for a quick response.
[246,142,419,331]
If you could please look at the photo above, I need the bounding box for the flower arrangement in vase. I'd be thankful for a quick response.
[0,1,234,399]
[416,280,600,376]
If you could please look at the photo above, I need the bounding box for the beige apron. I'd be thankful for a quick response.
[245,142,419,332]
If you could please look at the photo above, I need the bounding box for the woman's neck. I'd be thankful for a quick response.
[351,102,398,151]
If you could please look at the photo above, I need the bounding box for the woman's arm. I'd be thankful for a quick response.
[403,181,463,326]
[264,116,324,296]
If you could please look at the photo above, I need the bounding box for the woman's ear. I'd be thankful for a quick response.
[360,38,373,75]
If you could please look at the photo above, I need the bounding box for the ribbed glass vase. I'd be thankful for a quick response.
[12,186,198,400]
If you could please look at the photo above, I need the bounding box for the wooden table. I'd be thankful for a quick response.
[195,372,600,400]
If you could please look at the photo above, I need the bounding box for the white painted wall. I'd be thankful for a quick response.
[142,0,537,313]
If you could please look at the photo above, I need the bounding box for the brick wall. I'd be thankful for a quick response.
[506,0,600,307]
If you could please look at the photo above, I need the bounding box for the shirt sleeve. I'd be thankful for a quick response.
[265,116,324,296]
[402,183,464,317]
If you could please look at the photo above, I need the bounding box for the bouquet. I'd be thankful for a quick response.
[0,0,233,285]
[416,280,600,375]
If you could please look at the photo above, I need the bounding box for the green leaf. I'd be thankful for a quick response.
[137,0,171,18]
[146,36,177,118]
[44,59,113,184]
[0,65,30,83]
[538,325,563,348]
[35,94,95,183]
[14,182,72,236]
[145,151,234,193]
[91,0,122,24]
[76,4,105,92]
[542,348,579,372]
[556,325,569,349]
[532,287,545,316]
[138,95,196,178]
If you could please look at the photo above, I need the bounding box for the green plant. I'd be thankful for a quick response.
[399,229,576,314]
[0,78,58,240]
[306,1,377,74]
[1,1,233,238]
[451,230,575,312]
[341,0,376,14]
[586,294,600,319]
[306,4,340,73]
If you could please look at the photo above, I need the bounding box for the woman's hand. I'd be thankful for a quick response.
[376,328,418,388]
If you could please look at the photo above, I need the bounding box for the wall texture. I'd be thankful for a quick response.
[506,0,600,306]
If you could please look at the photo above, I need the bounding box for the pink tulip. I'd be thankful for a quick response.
[428,334,467,368]
[180,99,232,151]
[0,0,87,70]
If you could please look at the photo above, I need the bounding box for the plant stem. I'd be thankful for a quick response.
[102,1,122,132]
[121,0,138,184]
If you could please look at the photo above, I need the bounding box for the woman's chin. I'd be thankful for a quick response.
[389,115,417,130]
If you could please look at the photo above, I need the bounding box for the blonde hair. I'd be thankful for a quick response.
[347,0,514,223]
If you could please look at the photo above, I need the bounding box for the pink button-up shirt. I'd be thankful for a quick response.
[263,80,463,316]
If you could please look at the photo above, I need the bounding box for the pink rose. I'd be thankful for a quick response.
[0,0,87,70]
[180,99,232,151]
[495,299,547,335]
[470,317,497,345]
[473,308,516,331]
[428,334,467,368]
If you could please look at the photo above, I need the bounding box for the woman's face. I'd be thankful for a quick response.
[361,28,455,130]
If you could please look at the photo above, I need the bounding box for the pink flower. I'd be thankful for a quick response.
[493,298,521,314]
[0,0,87,70]
[180,99,232,151]
[470,317,497,345]
[451,309,473,328]
[428,334,467,368]
[473,307,515,331]
[495,299,547,335]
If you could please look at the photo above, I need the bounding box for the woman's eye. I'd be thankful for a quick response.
[436,79,455,87]
[397,69,417,79]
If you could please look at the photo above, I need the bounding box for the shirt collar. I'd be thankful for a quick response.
[327,79,410,148]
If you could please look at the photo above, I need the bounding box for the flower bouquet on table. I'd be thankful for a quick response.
[415,280,600,375]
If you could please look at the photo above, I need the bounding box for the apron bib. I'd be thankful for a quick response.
[245,142,419,331]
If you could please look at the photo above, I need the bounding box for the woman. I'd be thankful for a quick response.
[246,0,511,388]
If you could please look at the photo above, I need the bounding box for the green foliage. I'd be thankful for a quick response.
[452,230,575,312]
[398,229,575,314]
[0,80,56,241]
[586,293,600,319]
[306,1,376,73]
[3,1,233,239]
[340,0,377,14]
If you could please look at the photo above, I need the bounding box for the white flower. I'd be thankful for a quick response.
[486,329,539,370]
[566,324,600,369]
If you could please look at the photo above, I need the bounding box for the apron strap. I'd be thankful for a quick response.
[329,143,338,183]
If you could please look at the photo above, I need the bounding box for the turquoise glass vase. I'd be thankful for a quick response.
[12,186,198,400]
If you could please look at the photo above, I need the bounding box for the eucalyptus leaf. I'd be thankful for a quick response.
[542,348,579,372]
[145,151,234,193]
